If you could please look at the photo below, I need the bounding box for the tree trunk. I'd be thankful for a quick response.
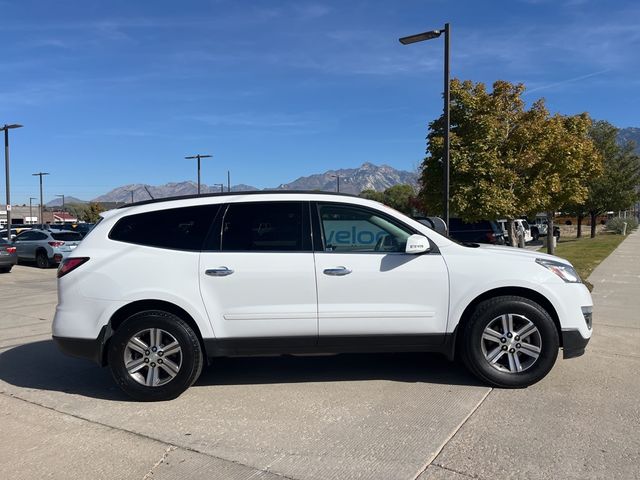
[590,212,597,238]
[546,211,555,255]
[576,214,583,238]
[507,218,517,247]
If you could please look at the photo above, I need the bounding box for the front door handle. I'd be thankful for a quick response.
[323,266,352,276]
[205,267,234,277]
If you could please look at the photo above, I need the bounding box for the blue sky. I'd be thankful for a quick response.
[2,0,639,203]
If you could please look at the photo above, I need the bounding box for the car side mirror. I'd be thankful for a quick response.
[405,234,430,254]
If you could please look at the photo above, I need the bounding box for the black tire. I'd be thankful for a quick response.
[107,310,204,401]
[461,296,559,388]
[36,250,50,269]
[0,266,11,273]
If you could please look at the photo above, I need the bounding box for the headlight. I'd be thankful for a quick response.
[535,258,581,283]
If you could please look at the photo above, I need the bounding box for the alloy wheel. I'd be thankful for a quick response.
[124,328,183,387]
[480,313,542,373]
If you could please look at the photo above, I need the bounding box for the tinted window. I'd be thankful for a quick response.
[110,205,219,251]
[17,231,46,241]
[318,203,412,253]
[51,232,83,241]
[221,202,307,252]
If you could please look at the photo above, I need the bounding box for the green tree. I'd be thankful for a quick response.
[383,184,416,214]
[580,121,640,238]
[81,202,105,223]
[419,79,602,251]
[359,189,384,202]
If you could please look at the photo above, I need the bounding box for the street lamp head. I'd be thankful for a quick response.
[1,124,23,131]
[399,30,442,44]
[185,154,212,159]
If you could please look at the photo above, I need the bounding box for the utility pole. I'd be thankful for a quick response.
[128,189,135,203]
[29,197,37,224]
[56,194,65,221]
[32,172,49,226]
[2,124,23,230]
[185,154,212,195]
[227,170,231,192]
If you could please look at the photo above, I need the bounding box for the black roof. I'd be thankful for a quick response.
[117,190,360,209]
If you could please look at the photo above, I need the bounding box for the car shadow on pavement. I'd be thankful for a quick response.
[0,341,483,402]
[197,352,482,388]
[0,340,128,401]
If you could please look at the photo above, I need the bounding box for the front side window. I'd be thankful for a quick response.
[221,201,308,252]
[318,203,412,253]
[109,205,220,251]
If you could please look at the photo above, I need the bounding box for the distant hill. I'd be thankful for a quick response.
[46,196,88,207]
[618,127,640,154]
[276,162,418,194]
[91,163,417,202]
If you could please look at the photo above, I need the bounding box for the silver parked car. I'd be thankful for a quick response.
[13,229,83,268]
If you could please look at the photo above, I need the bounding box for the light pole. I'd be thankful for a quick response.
[128,189,135,203]
[227,170,231,192]
[330,174,340,193]
[56,194,65,220]
[2,124,23,230]
[400,23,451,231]
[29,197,37,224]
[185,154,212,195]
[32,172,49,226]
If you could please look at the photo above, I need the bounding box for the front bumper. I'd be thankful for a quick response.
[562,329,590,359]
[52,325,110,366]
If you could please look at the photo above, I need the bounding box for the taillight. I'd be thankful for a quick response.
[57,257,89,278]
[49,241,65,247]
[6,247,16,254]
[487,232,496,243]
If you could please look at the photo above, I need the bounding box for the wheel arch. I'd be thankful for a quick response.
[104,299,208,366]
[452,286,562,358]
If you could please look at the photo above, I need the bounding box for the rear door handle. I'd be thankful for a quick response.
[205,267,234,277]
[323,266,352,276]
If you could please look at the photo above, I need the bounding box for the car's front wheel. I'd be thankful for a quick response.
[107,310,204,401]
[461,296,559,388]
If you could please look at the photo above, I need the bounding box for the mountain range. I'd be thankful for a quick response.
[50,163,418,205]
[618,127,640,154]
[47,127,639,206]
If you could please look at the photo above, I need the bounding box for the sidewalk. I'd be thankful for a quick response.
[420,229,640,480]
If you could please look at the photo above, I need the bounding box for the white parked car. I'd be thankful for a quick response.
[497,219,533,244]
[53,193,592,401]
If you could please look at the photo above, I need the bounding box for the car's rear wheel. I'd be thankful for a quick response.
[107,310,203,401]
[461,296,559,388]
[36,250,50,269]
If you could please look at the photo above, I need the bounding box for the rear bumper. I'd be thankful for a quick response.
[52,325,110,366]
[562,329,590,359]
[0,255,17,267]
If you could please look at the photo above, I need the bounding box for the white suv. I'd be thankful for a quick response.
[52,193,593,401]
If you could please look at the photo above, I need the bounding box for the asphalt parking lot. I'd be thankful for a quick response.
[1,233,639,480]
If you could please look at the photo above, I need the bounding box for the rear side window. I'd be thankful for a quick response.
[51,232,83,241]
[110,205,220,251]
[221,201,309,252]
